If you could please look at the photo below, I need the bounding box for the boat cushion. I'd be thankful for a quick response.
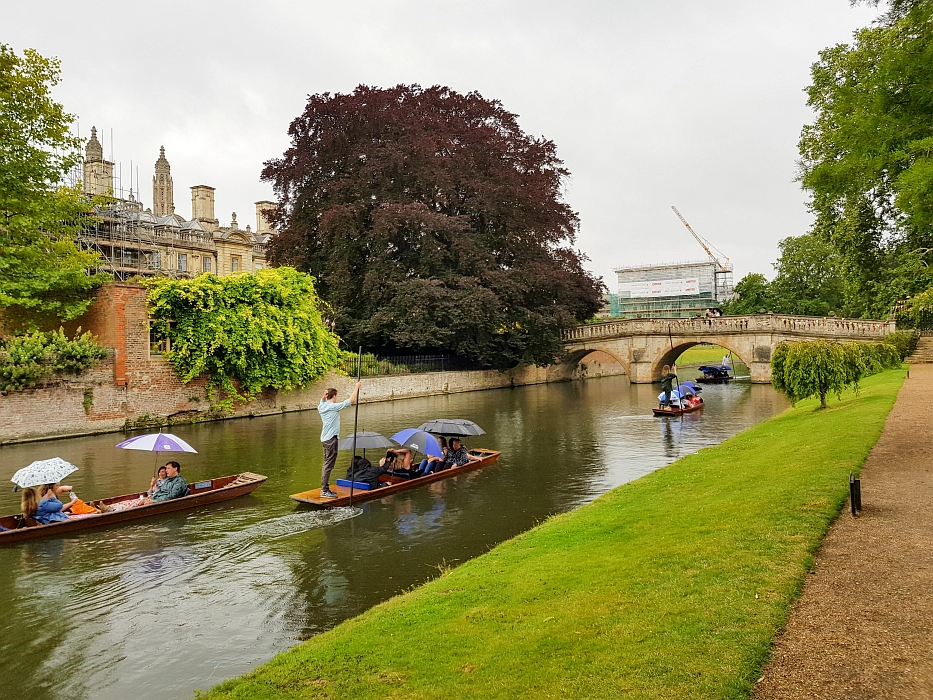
[335,478,371,491]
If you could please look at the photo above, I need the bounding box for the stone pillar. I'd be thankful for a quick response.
[255,200,276,235]
[191,185,218,232]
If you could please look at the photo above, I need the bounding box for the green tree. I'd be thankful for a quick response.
[723,273,773,314]
[0,44,109,330]
[146,268,342,409]
[798,2,933,317]
[771,340,865,409]
[769,234,846,316]
[262,84,604,369]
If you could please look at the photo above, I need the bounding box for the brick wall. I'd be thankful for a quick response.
[0,284,623,444]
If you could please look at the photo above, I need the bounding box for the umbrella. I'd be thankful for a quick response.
[390,428,443,458]
[337,431,394,451]
[11,457,79,489]
[116,433,198,453]
[417,418,485,436]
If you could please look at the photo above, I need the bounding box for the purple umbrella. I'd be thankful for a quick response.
[116,433,198,453]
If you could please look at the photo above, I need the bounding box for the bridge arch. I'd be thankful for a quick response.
[560,347,630,380]
[651,341,751,381]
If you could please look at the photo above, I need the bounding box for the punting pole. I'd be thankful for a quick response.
[668,324,683,422]
[348,346,362,507]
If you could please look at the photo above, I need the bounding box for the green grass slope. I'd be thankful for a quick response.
[205,370,905,700]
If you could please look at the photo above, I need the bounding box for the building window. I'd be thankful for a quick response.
[147,251,161,270]
[178,253,188,272]
[231,255,241,272]
[121,249,136,267]
[202,256,212,272]
[149,320,176,356]
[254,263,263,270]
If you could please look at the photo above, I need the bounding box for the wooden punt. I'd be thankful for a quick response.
[652,402,705,417]
[0,472,267,544]
[695,376,732,384]
[291,449,501,508]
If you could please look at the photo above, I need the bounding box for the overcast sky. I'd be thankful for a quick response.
[7,1,880,288]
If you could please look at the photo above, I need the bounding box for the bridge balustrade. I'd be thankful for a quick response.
[564,314,894,342]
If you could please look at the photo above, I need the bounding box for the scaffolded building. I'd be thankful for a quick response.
[76,127,275,280]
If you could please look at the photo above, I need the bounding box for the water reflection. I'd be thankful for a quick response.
[0,376,786,699]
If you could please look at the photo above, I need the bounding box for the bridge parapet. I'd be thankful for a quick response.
[563,314,895,342]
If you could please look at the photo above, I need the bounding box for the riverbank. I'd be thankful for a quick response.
[204,369,906,699]
[756,363,933,698]
[0,354,624,445]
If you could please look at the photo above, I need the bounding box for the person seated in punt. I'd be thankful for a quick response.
[23,484,79,524]
[417,437,448,476]
[438,438,481,471]
[380,449,415,477]
[150,461,188,502]
[148,465,168,497]
[346,455,388,490]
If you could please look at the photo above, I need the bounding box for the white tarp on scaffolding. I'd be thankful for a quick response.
[618,277,699,298]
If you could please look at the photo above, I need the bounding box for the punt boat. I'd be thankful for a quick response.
[0,472,267,544]
[652,401,705,417]
[291,449,501,508]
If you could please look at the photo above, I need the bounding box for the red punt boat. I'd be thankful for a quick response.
[652,402,705,417]
[0,472,267,544]
[291,449,501,508]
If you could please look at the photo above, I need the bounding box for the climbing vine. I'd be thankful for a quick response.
[0,328,108,391]
[146,267,342,409]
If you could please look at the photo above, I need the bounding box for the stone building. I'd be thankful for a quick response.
[78,127,275,279]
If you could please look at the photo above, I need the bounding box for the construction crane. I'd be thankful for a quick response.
[670,206,729,272]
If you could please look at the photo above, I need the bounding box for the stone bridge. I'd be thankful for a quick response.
[560,314,896,384]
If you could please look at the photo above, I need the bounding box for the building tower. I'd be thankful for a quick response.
[255,200,276,235]
[152,146,174,216]
[191,185,218,232]
[82,126,113,196]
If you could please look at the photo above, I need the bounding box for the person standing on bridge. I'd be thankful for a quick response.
[318,382,361,498]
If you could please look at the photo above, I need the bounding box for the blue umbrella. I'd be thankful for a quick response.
[390,429,443,458]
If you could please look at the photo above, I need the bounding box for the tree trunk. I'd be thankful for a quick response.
[820,390,828,409]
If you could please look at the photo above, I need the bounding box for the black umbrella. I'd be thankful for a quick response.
[417,418,486,436]
[337,431,394,451]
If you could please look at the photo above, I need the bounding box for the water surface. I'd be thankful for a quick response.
[0,376,787,699]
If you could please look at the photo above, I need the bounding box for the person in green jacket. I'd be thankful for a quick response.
[659,364,678,409]
[151,461,188,502]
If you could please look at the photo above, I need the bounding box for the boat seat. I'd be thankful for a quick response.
[335,479,371,491]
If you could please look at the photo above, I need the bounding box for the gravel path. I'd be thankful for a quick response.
[755,365,933,699]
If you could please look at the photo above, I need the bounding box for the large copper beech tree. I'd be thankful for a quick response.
[262,84,603,369]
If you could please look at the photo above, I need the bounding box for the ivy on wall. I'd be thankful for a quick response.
[146,267,342,409]
[0,328,108,392]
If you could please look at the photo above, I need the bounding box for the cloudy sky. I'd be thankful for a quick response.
[8,1,879,288]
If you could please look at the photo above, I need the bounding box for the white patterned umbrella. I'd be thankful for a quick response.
[11,458,79,489]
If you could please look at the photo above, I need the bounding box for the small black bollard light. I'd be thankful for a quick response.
[849,473,863,516]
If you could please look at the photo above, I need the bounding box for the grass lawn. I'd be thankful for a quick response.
[676,344,743,367]
[205,370,905,700]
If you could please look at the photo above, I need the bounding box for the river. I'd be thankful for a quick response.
[0,376,787,699]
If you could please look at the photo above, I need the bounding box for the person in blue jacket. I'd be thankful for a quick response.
[31,483,77,524]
